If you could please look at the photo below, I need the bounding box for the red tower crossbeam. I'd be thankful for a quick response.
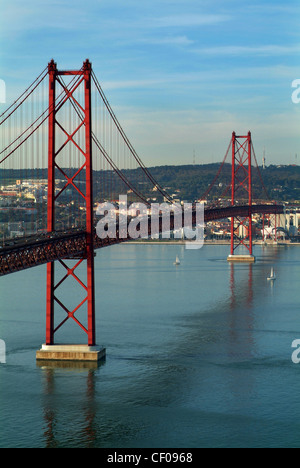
[46,60,96,346]
[230,131,253,257]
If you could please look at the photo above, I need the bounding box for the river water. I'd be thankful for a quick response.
[0,243,300,448]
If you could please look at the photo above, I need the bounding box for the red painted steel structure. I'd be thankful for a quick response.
[0,204,284,277]
[230,132,253,256]
[46,60,96,346]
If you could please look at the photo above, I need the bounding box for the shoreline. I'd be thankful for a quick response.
[129,240,300,246]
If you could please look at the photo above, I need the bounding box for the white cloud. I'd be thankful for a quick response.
[100,64,300,94]
[101,79,167,91]
[1,0,91,35]
[193,44,300,57]
[150,14,231,28]
[141,36,194,46]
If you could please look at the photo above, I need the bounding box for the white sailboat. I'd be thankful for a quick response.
[174,256,181,266]
[267,267,276,281]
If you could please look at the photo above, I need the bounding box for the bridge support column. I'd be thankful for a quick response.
[36,344,106,363]
[227,254,255,263]
[227,131,255,263]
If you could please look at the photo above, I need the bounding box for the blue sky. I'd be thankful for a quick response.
[0,0,299,166]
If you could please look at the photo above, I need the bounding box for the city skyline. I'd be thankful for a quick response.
[0,0,299,167]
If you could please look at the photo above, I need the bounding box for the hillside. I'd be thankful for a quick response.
[0,163,299,203]
[147,163,300,203]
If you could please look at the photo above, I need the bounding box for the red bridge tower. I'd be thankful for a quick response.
[227,131,255,263]
[37,60,105,363]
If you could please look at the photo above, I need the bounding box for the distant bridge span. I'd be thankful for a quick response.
[0,203,283,277]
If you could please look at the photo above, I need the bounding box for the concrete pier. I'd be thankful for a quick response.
[36,344,106,362]
[227,254,255,263]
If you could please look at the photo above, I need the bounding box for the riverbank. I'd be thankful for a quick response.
[129,239,300,245]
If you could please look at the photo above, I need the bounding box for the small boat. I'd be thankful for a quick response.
[267,267,276,281]
[174,256,181,266]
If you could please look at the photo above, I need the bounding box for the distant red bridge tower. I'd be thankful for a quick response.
[227,131,255,263]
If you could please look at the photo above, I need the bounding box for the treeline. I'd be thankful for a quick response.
[146,164,300,202]
[1,163,299,202]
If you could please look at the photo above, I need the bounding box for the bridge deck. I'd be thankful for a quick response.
[0,204,284,276]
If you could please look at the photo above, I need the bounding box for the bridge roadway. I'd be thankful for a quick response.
[0,204,284,276]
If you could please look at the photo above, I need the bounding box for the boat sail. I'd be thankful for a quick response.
[267,267,276,281]
[174,256,181,266]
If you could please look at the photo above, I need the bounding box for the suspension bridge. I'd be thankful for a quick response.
[0,60,283,362]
